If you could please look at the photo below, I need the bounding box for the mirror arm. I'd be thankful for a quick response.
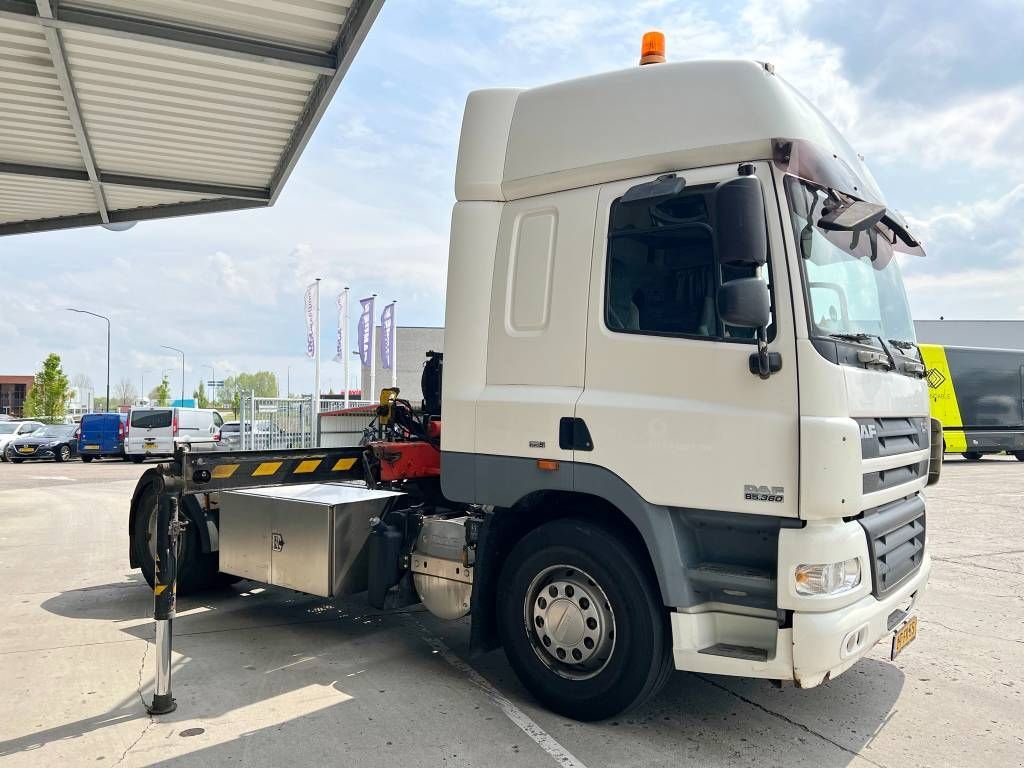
[757,328,771,380]
[749,328,783,379]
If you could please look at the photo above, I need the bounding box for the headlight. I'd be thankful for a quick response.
[43,442,60,448]
[795,558,862,596]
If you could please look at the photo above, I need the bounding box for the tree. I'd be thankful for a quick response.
[222,371,279,413]
[72,373,93,397]
[114,377,137,406]
[193,380,210,409]
[149,376,171,407]
[24,353,70,423]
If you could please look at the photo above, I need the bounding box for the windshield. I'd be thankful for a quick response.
[37,426,74,439]
[785,176,916,344]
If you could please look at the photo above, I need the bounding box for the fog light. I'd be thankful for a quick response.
[795,558,861,596]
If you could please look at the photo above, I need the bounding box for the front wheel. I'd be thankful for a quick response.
[496,518,672,721]
[963,452,984,461]
[1014,451,1024,462]
[56,445,72,462]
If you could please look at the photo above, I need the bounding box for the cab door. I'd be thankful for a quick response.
[575,162,800,517]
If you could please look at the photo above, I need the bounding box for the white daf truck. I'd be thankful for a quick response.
[130,46,938,721]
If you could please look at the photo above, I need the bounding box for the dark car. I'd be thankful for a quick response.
[6,424,80,463]
[78,412,129,462]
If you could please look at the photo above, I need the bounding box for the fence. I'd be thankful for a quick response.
[239,395,379,449]
[238,393,316,450]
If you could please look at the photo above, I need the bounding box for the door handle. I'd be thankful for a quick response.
[559,418,593,451]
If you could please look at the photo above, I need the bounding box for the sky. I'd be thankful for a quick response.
[2,0,1023,397]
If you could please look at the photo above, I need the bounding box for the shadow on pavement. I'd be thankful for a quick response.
[21,577,906,767]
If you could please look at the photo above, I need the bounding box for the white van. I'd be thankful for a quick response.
[125,407,224,462]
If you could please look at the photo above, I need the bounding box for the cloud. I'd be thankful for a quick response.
[902,183,1024,318]
[3,0,1024,391]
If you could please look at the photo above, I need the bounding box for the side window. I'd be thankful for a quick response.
[213,412,223,427]
[605,182,769,341]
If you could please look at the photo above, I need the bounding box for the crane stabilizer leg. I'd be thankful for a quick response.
[142,443,368,715]
[147,457,185,715]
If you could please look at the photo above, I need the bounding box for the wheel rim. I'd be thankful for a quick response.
[60,446,70,461]
[524,564,616,680]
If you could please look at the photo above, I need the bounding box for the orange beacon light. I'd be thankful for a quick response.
[640,31,666,65]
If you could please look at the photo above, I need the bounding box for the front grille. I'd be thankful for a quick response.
[856,417,929,460]
[858,495,926,598]
[862,461,929,494]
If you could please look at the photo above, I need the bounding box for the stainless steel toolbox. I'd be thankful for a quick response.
[219,483,402,598]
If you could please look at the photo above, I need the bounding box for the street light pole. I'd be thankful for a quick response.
[67,308,110,412]
[161,346,185,405]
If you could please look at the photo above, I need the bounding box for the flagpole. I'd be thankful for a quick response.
[369,293,377,402]
[314,278,321,440]
[391,300,398,388]
[343,287,350,408]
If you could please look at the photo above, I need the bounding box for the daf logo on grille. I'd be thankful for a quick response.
[860,424,878,439]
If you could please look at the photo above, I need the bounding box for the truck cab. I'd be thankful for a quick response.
[441,58,934,713]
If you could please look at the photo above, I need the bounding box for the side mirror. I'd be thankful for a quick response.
[714,175,767,267]
[718,277,770,329]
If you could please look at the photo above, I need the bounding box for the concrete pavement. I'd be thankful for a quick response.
[0,456,1021,767]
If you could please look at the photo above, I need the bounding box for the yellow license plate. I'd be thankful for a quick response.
[891,615,918,660]
[85,444,100,450]
[19,446,35,453]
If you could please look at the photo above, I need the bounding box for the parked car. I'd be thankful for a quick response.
[5,423,79,462]
[77,412,129,462]
[217,421,241,450]
[125,406,224,462]
[0,420,45,461]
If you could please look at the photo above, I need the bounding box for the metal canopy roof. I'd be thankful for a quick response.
[0,0,383,236]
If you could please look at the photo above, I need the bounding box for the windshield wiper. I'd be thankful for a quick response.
[827,332,898,370]
[828,332,877,344]
[888,339,926,376]
[887,338,916,351]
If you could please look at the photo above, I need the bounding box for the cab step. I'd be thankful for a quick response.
[686,562,775,596]
[697,643,769,662]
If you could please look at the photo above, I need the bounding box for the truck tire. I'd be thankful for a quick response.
[963,452,984,461]
[81,455,94,463]
[131,479,222,594]
[129,455,145,464]
[496,518,672,721]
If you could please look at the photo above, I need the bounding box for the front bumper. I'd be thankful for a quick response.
[791,552,931,687]
[670,551,931,685]
[8,448,56,460]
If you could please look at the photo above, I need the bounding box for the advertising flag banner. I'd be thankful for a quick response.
[381,303,395,370]
[333,292,348,363]
[304,283,317,358]
[357,296,374,366]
